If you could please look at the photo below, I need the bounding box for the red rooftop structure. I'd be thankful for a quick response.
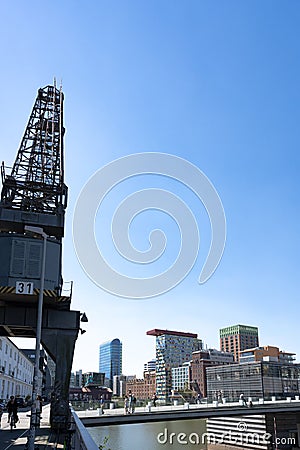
[146,329,198,338]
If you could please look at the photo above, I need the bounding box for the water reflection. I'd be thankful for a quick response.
[88,418,207,450]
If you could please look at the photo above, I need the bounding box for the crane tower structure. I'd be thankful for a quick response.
[0,85,81,430]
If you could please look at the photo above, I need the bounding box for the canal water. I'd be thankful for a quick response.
[88,418,207,450]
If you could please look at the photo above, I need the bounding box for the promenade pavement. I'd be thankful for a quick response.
[0,404,64,449]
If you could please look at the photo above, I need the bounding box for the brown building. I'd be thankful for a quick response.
[219,324,259,362]
[191,349,234,397]
[126,371,156,400]
[239,345,296,364]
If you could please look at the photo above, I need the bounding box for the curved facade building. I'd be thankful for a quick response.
[99,338,122,388]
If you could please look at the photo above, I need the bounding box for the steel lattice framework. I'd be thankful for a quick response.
[1,85,67,214]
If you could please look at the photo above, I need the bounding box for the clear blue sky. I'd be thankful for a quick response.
[1,1,300,377]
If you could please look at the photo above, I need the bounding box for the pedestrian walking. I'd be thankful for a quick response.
[129,393,136,414]
[124,395,129,415]
[6,396,18,427]
[240,393,247,407]
[152,394,158,407]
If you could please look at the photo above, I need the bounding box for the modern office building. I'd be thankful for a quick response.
[239,345,296,364]
[172,362,191,392]
[191,348,235,397]
[147,328,202,401]
[144,359,156,373]
[219,324,259,362]
[99,338,122,388]
[0,337,35,400]
[206,361,300,401]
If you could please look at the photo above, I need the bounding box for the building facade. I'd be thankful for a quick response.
[191,349,235,397]
[144,359,156,373]
[21,348,55,399]
[172,362,191,392]
[220,324,259,362]
[125,371,156,400]
[70,370,83,388]
[147,328,202,401]
[99,338,122,388]
[207,361,300,401]
[113,374,136,397]
[239,346,296,364]
[0,337,34,400]
[82,372,105,387]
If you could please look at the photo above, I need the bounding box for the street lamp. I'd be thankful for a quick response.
[24,225,48,450]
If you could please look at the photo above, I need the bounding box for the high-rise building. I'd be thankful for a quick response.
[147,328,202,401]
[219,324,259,362]
[99,338,122,388]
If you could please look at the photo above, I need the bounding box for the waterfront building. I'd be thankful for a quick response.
[206,361,300,401]
[172,362,191,392]
[99,338,122,389]
[239,345,296,364]
[125,371,156,400]
[219,324,259,362]
[147,328,202,401]
[0,337,34,400]
[191,348,235,397]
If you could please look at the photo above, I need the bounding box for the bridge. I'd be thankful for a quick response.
[0,399,299,449]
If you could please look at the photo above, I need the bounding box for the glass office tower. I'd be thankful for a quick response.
[99,338,122,388]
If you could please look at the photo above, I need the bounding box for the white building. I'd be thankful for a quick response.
[172,362,191,391]
[0,337,34,400]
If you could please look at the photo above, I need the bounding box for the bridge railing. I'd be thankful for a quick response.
[70,407,99,450]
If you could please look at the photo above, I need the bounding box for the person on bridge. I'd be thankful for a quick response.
[152,394,158,407]
[239,393,247,407]
[6,396,18,426]
[124,395,129,415]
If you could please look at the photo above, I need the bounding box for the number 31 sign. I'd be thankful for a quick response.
[16,281,34,295]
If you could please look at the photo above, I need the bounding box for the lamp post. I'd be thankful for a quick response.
[24,225,48,449]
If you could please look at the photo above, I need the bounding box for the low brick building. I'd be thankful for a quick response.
[125,371,156,400]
